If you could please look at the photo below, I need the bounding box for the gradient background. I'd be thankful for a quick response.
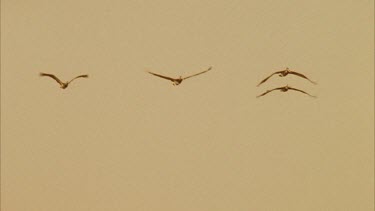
[1,0,374,210]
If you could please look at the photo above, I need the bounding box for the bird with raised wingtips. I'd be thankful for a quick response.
[40,73,89,89]
[147,66,212,86]
[256,85,316,98]
[257,67,317,87]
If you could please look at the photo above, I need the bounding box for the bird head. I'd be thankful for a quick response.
[61,83,69,89]
[279,67,290,76]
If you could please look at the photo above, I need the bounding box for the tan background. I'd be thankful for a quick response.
[1,0,374,210]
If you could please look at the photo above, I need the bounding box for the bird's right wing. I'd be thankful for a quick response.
[289,71,317,84]
[256,87,282,98]
[289,87,316,98]
[147,71,175,81]
[68,74,89,84]
[182,66,212,80]
[256,71,283,87]
[40,73,63,86]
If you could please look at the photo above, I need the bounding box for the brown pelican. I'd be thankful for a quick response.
[147,66,212,86]
[257,67,317,86]
[40,73,88,89]
[256,85,316,98]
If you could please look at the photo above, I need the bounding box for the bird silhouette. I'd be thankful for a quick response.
[147,66,212,86]
[257,67,317,86]
[256,85,316,98]
[40,73,89,89]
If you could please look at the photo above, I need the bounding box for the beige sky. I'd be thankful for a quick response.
[1,0,374,210]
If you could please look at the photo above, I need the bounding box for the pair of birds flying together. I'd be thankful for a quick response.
[256,67,317,98]
[39,66,213,88]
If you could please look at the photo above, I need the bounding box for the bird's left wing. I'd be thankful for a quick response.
[147,71,175,81]
[256,70,283,87]
[256,87,282,98]
[40,73,63,86]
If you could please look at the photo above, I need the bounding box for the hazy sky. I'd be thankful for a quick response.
[2,0,374,210]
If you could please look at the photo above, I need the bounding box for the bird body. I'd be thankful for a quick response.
[40,73,88,89]
[256,85,316,98]
[147,66,212,86]
[257,67,317,86]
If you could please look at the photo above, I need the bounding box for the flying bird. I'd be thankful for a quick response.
[40,73,89,89]
[256,85,316,98]
[257,67,317,86]
[147,66,212,86]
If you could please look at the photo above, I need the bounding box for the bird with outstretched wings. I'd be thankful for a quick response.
[147,66,212,86]
[257,67,317,86]
[40,73,89,89]
[256,85,316,98]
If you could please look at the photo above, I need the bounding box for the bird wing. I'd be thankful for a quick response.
[289,87,316,98]
[147,71,175,81]
[256,71,283,87]
[68,74,89,84]
[289,71,317,84]
[182,66,212,80]
[40,73,63,86]
[256,87,283,98]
